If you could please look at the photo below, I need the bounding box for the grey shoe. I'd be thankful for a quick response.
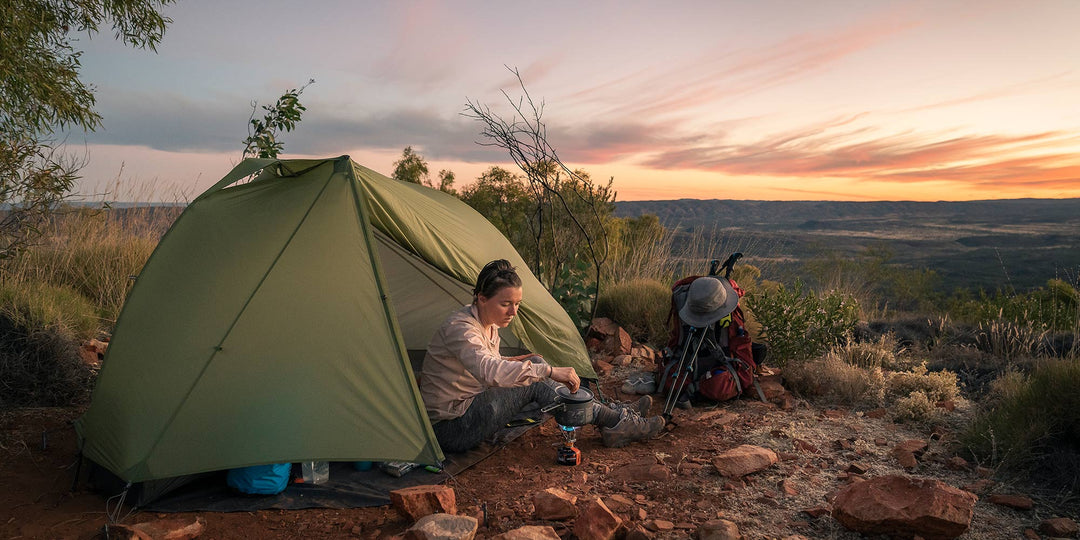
[601,410,665,448]
[621,372,657,395]
[610,395,652,416]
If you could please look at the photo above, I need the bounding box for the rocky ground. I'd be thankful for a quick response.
[1,360,1078,539]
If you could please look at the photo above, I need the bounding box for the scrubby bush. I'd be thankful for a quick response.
[595,278,671,346]
[746,279,859,367]
[835,333,909,370]
[962,359,1080,490]
[892,391,941,424]
[783,352,886,407]
[886,363,960,403]
[0,281,99,408]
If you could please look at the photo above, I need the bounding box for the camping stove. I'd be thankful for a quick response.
[556,424,581,466]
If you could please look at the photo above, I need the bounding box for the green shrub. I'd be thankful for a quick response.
[947,279,1080,334]
[962,359,1080,489]
[595,278,671,346]
[746,279,860,367]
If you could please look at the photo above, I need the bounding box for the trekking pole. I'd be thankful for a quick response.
[661,327,695,417]
[720,252,743,279]
[662,327,709,417]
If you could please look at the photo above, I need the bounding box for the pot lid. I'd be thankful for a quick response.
[555,385,594,404]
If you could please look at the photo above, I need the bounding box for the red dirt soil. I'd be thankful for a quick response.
[0,375,1071,539]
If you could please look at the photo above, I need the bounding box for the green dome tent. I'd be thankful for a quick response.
[75,156,594,503]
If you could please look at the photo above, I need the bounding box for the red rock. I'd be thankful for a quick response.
[574,498,623,540]
[1023,528,1040,540]
[712,445,778,478]
[391,485,457,521]
[847,462,869,475]
[823,409,845,418]
[405,513,478,540]
[604,494,634,513]
[780,479,798,496]
[975,466,993,478]
[987,493,1033,510]
[588,318,619,338]
[594,359,614,377]
[945,457,968,471]
[533,488,577,520]
[865,408,888,419]
[698,410,739,425]
[793,439,820,454]
[874,438,888,446]
[896,439,928,454]
[892,448,919,469]
[80,338,109,366]
[610,463,670,483]
[614,354,633,367]
[494,525,561,540]
[605,328,633,356]
[1040,517,1079,537]
[758,378,786,401]
[647,520,674,531]
[777,451,799,461]
[586,337,604,352]
[831,475,976,540]
[625,525,652,540]
[128,517,205,540]
[777,393,795,410]
[801,507,830,518]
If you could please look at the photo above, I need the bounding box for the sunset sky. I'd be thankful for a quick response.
[70,0,1080,201]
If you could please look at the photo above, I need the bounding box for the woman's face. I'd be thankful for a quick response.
[476,286,523,328]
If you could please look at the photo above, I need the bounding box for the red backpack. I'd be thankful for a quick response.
[661,275,762,403]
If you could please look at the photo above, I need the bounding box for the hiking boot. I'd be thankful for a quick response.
[610,395,652,416]
[601,410,665,448]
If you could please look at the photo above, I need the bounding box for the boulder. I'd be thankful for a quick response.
[712,445,778,478]
[532,488,577,520]
[588,318,619,338]
[405,513,478,540]
[1040,517,1079,538]
[493,525,561,540]
[695,519,741,540]
[574,498,623,540]
[831,475,977,540]
[391,485,457,521]
[605,327,633,356]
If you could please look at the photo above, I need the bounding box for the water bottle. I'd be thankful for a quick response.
[302,461,330,484]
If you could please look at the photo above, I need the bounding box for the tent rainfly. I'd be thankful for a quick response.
[75,156,594,502]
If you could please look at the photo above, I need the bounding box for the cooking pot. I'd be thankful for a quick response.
[541,386,595,427]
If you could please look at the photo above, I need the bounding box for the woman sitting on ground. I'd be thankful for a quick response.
[419,259,664,452]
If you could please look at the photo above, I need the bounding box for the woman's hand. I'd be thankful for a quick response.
[549,366,580,393]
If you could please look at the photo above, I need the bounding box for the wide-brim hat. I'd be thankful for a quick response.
[679,276,740,328]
